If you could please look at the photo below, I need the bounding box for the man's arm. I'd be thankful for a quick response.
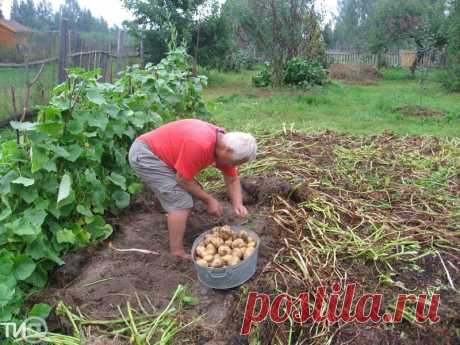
[176,173,223,217]
[224,175,248,218]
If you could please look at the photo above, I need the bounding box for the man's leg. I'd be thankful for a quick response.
[168,208,192,259]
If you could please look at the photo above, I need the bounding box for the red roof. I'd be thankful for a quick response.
[0,18,33,33]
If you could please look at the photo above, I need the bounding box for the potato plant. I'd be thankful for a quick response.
[0,47,207,322]
[195,226,257,268]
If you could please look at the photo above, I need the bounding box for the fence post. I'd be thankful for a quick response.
[116,29,124,75]
[58,18,69,83]
[140,33,145,68]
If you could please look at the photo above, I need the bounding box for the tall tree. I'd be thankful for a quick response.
[369,0,449,72]
[11,0,38,28]
[333,0,378,50]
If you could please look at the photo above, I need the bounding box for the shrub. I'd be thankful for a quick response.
[283,58,328,87]
[252,62,272,87]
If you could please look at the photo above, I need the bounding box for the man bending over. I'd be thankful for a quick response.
[128,119,257,259]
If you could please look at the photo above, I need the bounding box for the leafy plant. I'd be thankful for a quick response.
[0,47,207,324]
[252,62,272,87]
[283,58,328,87]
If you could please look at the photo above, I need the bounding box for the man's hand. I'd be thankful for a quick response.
[234,204,248,218]
[206,197,224,217]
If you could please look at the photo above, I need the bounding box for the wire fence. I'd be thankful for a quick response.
[0,19,140,123]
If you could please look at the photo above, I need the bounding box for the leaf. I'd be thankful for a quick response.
[14,256,36,281]
[24,208,47,227]
[56,229,77,244]
[57,174,72,206]
[76,204,93,217]
[36,122,64,138]
[113,190,130,209]
[8,218,40,236]
[0,170,19,194]
[65,144,84,162]
[108,173,126,190]
[25,266,48,288]
[10,121,36,131]
[0,250,14,275]
[31,146,48,173]
[12,176,35,187]
[20,188,38,204]
[88,114,109,130]
[29,303,52,319]
[86,86,106,105]
[0,283,15,307]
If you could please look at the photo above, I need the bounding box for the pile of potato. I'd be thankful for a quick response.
[195,225,257,268]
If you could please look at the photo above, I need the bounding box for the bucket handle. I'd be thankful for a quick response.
[207,269,229,279]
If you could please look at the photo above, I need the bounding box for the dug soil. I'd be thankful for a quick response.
[34,131,459,345]
[328,64,383,84]
[37,177,290,344]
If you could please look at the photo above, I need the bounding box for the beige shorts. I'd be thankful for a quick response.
[128,140,194,212]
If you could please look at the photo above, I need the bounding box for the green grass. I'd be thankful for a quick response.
[0,64,58,119]
[205,68,460,137]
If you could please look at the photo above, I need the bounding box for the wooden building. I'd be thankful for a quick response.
[0,18,32,49]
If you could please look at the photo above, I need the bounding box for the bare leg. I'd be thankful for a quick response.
[167,209,192,259]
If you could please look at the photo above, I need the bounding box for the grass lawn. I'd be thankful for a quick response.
[0,64,58,118]
[205,68,460,137]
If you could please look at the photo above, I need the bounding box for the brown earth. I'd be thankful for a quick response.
[33,132,459,345]
[392,105,445,118]
[328,64,383,84]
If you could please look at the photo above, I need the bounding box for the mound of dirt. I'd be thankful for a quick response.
[393,105,444,117]
[328,64,383,84]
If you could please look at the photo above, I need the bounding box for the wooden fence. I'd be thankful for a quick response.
[326,50,447,68]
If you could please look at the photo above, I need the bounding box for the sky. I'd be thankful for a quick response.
[1,0,338,27]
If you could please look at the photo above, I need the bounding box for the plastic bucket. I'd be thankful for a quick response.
[191,228,260,289]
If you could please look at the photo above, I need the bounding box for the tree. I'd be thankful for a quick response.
[11,0,39,28]
[124,0,232,65]
[225,0,324,86]
[369,0,449,72]
[333,0,378,50]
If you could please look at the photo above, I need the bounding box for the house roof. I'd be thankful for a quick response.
[0,18,33,33]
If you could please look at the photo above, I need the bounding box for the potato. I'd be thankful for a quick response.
[210,257,224,268]
[218,245,232,256]
[247,240,256,248]
[232,248,244,259]
[227,256,240,266]
[222,254,234,265]
[205,243,217,255]
[210,236,224,248]
[224,239,233,246]
[203,234,215,245]
[196,259,209,267]
[239,231,250,243]
[232,238,246,249]
[203,254,214,263]
[244,247,255,259]
[195,245,207,258]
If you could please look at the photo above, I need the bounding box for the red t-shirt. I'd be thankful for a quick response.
[138,119,238,180]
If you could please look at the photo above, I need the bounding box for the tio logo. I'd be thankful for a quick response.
[0,317,48,344]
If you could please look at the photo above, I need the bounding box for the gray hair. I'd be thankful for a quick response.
[223,132,257,162]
